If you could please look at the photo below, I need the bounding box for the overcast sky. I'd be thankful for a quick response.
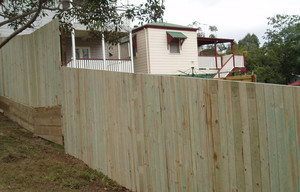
[128,0,300,44]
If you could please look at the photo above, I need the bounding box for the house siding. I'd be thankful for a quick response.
[110,30,149,73]
[133,30,148,73]
[120,43,130,59]
[147,28,198,74]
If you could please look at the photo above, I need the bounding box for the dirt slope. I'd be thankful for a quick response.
[0,113,130,192]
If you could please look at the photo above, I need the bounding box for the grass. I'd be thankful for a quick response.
[0,114,129,192]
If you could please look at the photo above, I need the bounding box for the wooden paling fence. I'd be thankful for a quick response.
[0,20,63,144]
[0,20,61,107]
[62,68,300,192]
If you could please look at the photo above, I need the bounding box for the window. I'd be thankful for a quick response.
[133,46,137,57]
[75,47,90,59]
[170,39,180,53]
[166,31,187,54]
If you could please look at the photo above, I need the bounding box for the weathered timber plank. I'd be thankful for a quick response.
[231,82,246,191]
[208,80,221,192]
[217,80,230,192]
[239,83,253,192]
[283,86,299,191]
[264,84,280,192]
[255,84,271,192]
[274,86,289,192]
[246,83,262,192]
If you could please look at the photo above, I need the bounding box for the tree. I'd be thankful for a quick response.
[0,0,165,48]
[208,25,217,38]
[188,21,218,38]
[237,33,259,52]
[263,14,300,84]
[234,33,261,71]
[234,15,300,84]
[188,21,204,37]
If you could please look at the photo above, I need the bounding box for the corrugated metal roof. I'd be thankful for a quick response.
[143,22,193,29]
[132,22,198,33]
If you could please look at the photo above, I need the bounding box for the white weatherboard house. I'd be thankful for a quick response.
[111,22,246,78]
[1,16,245,76]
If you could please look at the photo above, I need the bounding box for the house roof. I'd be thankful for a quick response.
[132,22,198,33]
[289,80,300,86]
[121,34,136,44]
[197,37,234,46]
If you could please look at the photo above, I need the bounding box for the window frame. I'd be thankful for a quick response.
[75,46,91,59]
[166,31,187,54]
[169,38,180,54]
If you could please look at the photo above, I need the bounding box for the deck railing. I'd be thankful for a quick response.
[234,55,245,67]
[198,55,222,69]
[212,54,246,78]
[198,54,245,70]
[66,59,133,73]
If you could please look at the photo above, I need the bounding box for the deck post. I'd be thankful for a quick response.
[118,43,121,60]
[129,31,134,73]
[214,40,220,77]
[70,0,76,68]
[71,31,76,68]
[102,34,106,70]
[231,41,236,68]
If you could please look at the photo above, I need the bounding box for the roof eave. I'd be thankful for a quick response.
[197,37,234,45]
[133,25,198,33]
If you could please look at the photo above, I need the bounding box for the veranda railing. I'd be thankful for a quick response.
[67,58,133,73]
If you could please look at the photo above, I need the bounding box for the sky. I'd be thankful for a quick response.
[127,0,300,44]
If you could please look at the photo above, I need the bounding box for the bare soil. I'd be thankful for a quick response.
[0,113,130,192]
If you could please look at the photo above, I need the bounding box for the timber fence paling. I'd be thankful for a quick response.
[62,67,300,192]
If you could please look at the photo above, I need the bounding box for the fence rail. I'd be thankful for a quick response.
[67,59,133,73]
[63,68,300,192]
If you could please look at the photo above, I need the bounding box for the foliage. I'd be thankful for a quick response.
[188,21,218,38]
[0,0,165,48]
[189,21,219,54]
[208,25,218,38]
[234,33,261,71]
[234,14,300,84]
[237,33,260,52]
[263,14,300,83]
